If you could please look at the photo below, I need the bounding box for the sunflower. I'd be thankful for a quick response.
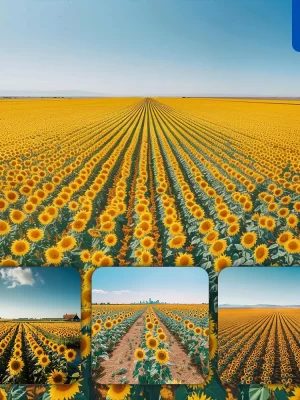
[288,387,300,400]
[169,222,183,235]
[27,228,44,242]
[287,214,299,228]
[254,244,269,263]
[158,333,167,341]
[35,347,44,357]
[80,249,91,263]
[100,220,116,232]
[107,385,132,400]
[5,190,19,203]
[9,209,26,224]
[0,388,7,400]
[47,369,67,384]
[0,220,10,236]
[160,387,173,400]
[140,236,155,250]
[134,348,145,361]
[203,230,219,244]
[0,199,8,212]
[209,240,227,257]
[168,235,186,249]
[65,349,77,362]
[277,208,289,218]
[265,384,286,392]
[188,392,212,400]
[277,231,293,246]
[203,327,209,336]
[175,253,194,266]
[11,240,30,256]
[227,223,240,236]
[241,232,257,249]
[49,382,82,400]
[199,219,214,234]
[104,320,113,329]
[91,251,105,266]
[209,333,217,359]
[146,322,154,330]
[134,228,145,239]
[214,255,232,272]
[13,349,22,358]
[45,247,63,265]
[57,344,66,355]
[163,216,175,227]
[155,349,169,364]
[38,212,53,225]
[146,337,159,350]
[71,219,87,232]
[58,235,76,252]
[38,354,51,367]
[265,217,276,231]
[104,233,118,247]
[98,255,114,266]
[194,327,203,335]
[284,239,300,254]
[139,251,153,266]
[9,357,24,375]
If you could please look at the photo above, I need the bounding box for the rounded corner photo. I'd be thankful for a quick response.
[91,267,209,385]
[0,267,81,384]
[218,267,300,385]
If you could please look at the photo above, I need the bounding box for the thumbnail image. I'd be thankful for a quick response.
[91,267,209,384]
[218,268,300,385]
[1,99,300,268]
[0,267,81,384]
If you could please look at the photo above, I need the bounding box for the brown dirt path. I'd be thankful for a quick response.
[157,317,205,384]
[97,310,204,384]
[97,311,147,384]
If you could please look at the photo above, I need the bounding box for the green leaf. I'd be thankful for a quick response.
[249,385,270,400]
[175,385,189,400]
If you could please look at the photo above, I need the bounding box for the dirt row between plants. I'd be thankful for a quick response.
[97,310,205,384]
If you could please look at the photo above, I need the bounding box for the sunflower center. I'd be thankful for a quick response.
[53,374,64,383]
[158,352,166,360]
[112,385,127,393]
[244,235,254,244]
[288,241,297,250]
[11,361,20,370]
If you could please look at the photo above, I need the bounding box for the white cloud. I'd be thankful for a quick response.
[92,289,131,295]
[92,289,108,294]
[112,290,131,295]
[0,268,35,289]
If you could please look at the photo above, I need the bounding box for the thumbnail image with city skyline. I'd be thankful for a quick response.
[91,267,209,384]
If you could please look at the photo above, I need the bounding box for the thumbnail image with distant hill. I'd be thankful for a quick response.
[0,267,81,384]
[218,267,300,386]
[91,267,209,385]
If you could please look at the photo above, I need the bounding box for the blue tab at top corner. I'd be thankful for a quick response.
[293,0,300,51]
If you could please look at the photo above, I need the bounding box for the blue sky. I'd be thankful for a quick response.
[219,268,300,306]
[0,0,299,96]
[92,267,208,304]
[0,267,81,319]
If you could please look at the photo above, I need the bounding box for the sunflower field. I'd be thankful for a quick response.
[218,308,300,385]
[0,321,81,385]
[91,304,209,385]
[1,97,300,400]
[1,98,300,269]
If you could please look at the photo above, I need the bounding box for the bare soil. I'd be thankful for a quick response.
[97,311,205,384]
